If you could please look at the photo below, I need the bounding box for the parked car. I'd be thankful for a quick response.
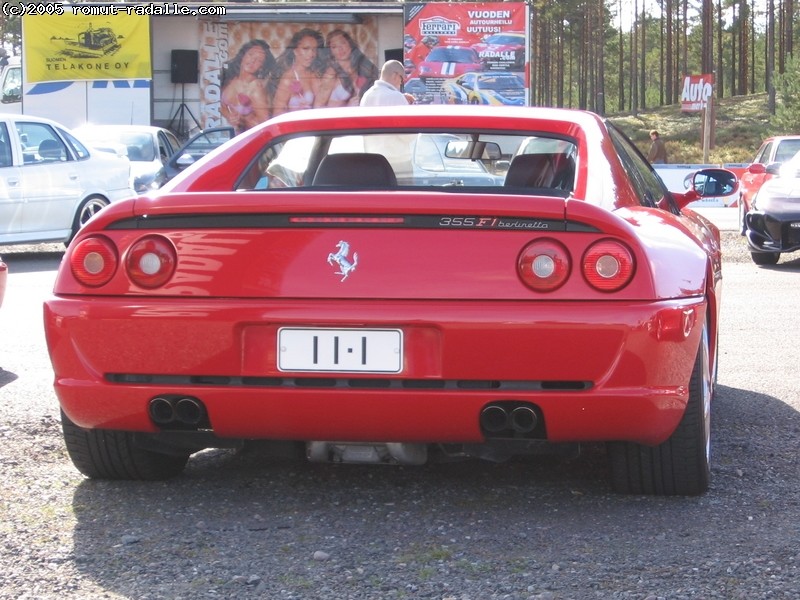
[470,31,527,71]
[742,149,800,265]
[439,72,526,106]
[0,254,6,308]
[0,114,134,246]
[74,124,182,193]
[163,126,234,181]
[737,135,800,234]
[409,133,504,185]
[416,46,482,83]
[45,105,737,495]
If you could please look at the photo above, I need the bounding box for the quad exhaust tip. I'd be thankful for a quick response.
[480,402,541,437]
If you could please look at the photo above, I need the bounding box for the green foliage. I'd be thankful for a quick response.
[609,93,771,164]
[771,58,800,134]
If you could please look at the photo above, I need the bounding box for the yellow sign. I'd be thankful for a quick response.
[23,12,151,83]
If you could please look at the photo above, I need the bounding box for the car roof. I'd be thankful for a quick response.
[762,135,800,144]
[265,104,602,132]
[0,113,70,128]
[75,124,167,134]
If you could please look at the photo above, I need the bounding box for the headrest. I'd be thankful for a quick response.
[313,153,397,187]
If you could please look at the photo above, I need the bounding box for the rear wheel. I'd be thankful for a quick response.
[61,411,189,480]
[750,251,780,266]
[608,322,712,496]
[67,195,109,245]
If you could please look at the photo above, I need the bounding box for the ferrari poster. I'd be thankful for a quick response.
[403,2,529,106]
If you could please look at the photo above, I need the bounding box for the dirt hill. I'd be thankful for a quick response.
[609,93,772,165]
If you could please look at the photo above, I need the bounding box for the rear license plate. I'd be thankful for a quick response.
[278,328,403,373]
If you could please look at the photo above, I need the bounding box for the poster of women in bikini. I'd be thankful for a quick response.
[199,20,380,132]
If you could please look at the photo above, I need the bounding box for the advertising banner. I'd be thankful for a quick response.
[199,20,380,133]
[403,2,529,105]
[680,74,714,112]
[22,13,151,83]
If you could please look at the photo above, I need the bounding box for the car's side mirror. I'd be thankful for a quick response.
[176,154,195,168]
[675,167,739,209]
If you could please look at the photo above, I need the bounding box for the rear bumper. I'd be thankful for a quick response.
[44,296,706,446]
[745,210,800,253]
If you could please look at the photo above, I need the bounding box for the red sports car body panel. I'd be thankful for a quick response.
[0,255,7,308]
[45,294,702,444]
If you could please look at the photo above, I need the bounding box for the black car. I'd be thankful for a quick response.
[744,154,800,265]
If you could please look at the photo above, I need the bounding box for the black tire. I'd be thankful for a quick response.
[751,251,780,266]
[67,195,109,245]
[61,411,189,480]
[608,322,712,496]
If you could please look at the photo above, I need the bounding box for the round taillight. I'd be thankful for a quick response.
[518,239,571,292]
[70,236,118,287]
[582,240,635,292]
[126,235,177,289]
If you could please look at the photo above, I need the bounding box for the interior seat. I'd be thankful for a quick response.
[38,139,65,161]
[504,153,557,188]
[312,153,397,187]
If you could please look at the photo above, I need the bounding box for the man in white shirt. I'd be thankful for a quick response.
[360,60,415,106]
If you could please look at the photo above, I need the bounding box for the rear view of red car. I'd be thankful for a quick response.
[44,105,738,495]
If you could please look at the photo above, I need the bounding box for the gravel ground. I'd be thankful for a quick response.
[1,231,798,600]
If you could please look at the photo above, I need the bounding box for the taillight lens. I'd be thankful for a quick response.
[518,239,571,292]
[70,236,118,287]
[126,235,177,288]
[582,240,635,292]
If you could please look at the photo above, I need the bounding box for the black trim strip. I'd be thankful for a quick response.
[106,213,601,233]
[105,373,592,391]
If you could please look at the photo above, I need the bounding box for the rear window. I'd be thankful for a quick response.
[774,139,800,163]
[236,130,578,196]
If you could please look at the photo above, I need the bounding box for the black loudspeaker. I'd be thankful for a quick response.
[171,49,198,84]
[384,48,403,62]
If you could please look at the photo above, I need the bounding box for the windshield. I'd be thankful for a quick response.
[479,75,524,91]
[483,34,523,45]
[426,48,478,63]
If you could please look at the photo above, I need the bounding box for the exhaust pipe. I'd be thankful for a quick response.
[509,406,538,433]
[175,397,205,426]
[149,397,176,425]
[480,405,509,433]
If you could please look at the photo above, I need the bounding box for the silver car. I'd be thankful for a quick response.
[74,124,182,193]
[0,114,134,246]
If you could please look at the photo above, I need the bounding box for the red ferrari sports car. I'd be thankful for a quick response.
[44,105,737,495]
[0,254,6,308]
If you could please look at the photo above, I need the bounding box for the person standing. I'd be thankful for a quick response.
[647,130,668,164]
[359,60,415,106]
[409,36,437,68]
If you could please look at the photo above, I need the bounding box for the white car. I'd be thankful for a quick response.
[74,124,182,193]
[0,114,134,246]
